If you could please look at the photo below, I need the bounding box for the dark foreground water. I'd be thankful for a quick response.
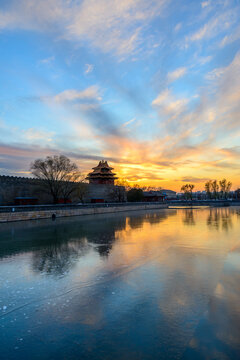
[0,207,240,360]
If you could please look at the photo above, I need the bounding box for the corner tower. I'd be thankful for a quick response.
[86,160,118,185]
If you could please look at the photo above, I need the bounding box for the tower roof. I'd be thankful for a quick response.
[86,160,118,181]
[92,160,114,171]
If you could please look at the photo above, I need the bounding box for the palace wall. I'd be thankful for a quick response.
[86,184,126,203]
[0,176,52,205]
[0,176,126,205]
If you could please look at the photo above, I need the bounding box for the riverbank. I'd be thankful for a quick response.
[1,201,240,223]
[0,203,168,223]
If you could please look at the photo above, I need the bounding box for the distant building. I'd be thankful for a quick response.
[143,191,165,202]
[86,160,118,185]
[160,189,177,200]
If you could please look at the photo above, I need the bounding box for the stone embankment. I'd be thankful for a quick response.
[0,203,168,223]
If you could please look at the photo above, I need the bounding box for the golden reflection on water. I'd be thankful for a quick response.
[1,207,240,359]
[108,208,240,266]
[55,207,240,359]
[67,208,240,330]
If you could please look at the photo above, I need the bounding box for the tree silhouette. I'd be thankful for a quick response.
[181,184,195,200]
[30,155,82,203]
[219,179,232,199]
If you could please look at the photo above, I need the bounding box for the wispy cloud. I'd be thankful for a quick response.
[39,56,55,65]
[201,1,211,9]
[54,86,101,103]
[5,49,240,188]
[197,55,213,66]
[186,9,237,44]
[181,176,210,183]
[0,0,240,189]
[174,22,182,33]
[167,67,187,83]
[220,24,240,48]
[0,142,117,176]
[123,117,136,127]
[152,89,189,124]
[23,128,53,142]
[85,64,94,74]
[0,0,169,58]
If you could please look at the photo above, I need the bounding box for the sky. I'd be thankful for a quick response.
[0,0,240,191]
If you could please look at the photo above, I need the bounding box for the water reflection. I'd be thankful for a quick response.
[207,207,233,232]
[183,248,240,359]
[182,209,196,226]
[127,211,170,229]
[1,208,240,360]
[0,210,173,277]
[180,207,234,232]
[30,217,126,275]
[31,239,89,276]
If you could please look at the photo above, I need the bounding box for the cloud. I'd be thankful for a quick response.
[0,143,54,174]
[181,176,210,183]
[201,1,211,8]
[197,55,213,66]
[123,117,136,127]
[152,89,189,125]
[167,67,187,83]
[39,56,55,65]
[85,64,94,74]
[0,0,169,58]
[174,22,182,32]
[21,84,126,139]
[23,128,53,142]
[65,0,168,58]
[0,1,240,189]
[22,86,102,106]
[209,52,240,130]
[219,146,240,158]
[80,106,124,137]
[0,120,54,146]
[0,142,119,176]
[220,25,240,48]
[139,51,240,187]
[186,9,237,44]
[19,49,239,188]
[53,86,101,103]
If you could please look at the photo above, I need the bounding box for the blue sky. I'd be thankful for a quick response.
[0,0,240,190]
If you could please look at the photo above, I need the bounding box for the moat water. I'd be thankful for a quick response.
[0,207,240,359]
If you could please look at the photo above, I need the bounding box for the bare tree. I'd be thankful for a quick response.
[110,185,126,202]
[219,178,232,199]
[188,184,195,200]
[75,182,89,203]
[115,178,132,192]
[181,184,195,200]
[205,180,212,199]
[212,180,219,199]
[205,179,232,200]
[30,155,82,203]
[60,173,85,203]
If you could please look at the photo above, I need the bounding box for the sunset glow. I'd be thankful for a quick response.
[0,0,240,190]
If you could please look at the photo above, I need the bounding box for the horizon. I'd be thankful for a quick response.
[0,0,240,191]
